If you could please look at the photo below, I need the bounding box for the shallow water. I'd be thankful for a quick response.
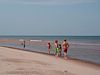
[0,36,100,64]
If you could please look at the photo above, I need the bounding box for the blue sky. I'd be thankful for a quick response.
[0,0,100,36]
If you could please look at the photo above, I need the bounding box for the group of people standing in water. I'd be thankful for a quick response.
[48,39,69,59]
[20,39,69,59]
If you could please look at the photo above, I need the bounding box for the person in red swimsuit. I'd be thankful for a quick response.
[62,39,69,59]
[47,42,51,54]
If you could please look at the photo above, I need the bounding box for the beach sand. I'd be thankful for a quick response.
[0,47,100,75]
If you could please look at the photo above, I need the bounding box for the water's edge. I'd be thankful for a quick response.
[1,46,100,66]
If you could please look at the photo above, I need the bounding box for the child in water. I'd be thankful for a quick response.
[58,44,62,56]
[54,40,58,56]
[54,40,62,57]
[47,42,51,54]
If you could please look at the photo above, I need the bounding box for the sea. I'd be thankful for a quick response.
[0,36,100,64]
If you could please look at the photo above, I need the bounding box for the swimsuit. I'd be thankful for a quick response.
[56,48,60,53]
[48,46,50,49]
[64,48,68,53]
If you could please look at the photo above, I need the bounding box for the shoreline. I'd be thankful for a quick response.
[0,38,100,66]
[1,46,100,67]
[0,46,100,75]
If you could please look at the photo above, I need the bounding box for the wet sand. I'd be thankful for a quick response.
[0,47,100,75]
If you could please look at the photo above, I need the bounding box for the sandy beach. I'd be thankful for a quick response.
[0,47,100,75]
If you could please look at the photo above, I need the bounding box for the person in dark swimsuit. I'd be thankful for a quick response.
[23,40,25,48]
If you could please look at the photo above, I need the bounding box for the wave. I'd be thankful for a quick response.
[30,40,42,42]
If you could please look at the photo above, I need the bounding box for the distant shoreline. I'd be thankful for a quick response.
[0,35,100,37]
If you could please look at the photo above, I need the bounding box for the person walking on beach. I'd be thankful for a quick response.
[54,40,60,56]
[47,42,51,54]
[62,39,69,59]
[54,40,58,55]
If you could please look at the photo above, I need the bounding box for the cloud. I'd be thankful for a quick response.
[0,0,98,5]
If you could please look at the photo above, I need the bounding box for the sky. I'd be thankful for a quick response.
[0,0,100,36]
